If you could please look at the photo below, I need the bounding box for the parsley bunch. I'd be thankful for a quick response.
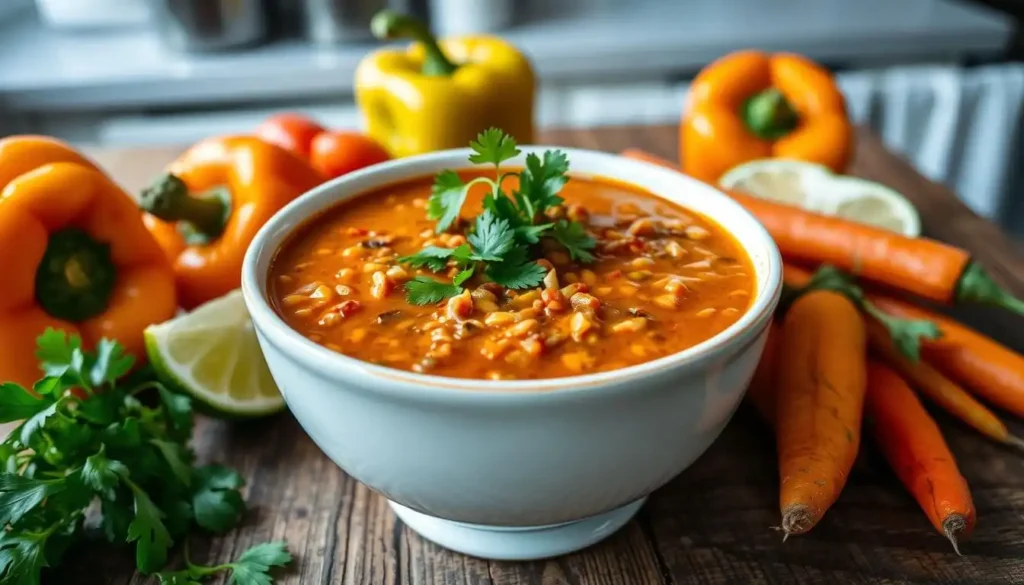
[0,329,291,585]
[399,129,597,305]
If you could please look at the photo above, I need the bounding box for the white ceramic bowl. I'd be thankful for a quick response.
[241,147,783,560]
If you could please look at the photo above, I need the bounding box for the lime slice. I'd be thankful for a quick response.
[719,159,921,237]
[145,289,285,418]
[719,159,833,208]
[826,176,921,237]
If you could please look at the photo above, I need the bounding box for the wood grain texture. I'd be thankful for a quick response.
[46,126,1024,584]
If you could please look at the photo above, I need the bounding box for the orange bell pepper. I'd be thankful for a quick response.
[681,50,853,184]
[141,135,324,309]
[0,136,177,388]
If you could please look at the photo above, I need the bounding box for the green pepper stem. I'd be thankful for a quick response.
[140,173,228,241]
[35,228,117,322]
[955,261,1024,315]
[371,10,458,77]
[743,89,799,140]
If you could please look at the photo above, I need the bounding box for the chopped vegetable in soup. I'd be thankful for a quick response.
[269,132,754,381]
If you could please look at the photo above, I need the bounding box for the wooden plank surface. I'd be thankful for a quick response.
[49,125,1024,584]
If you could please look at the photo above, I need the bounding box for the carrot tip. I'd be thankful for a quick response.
[1006,434,1024,454]
[780,506,814,539]
[942,515,967,556]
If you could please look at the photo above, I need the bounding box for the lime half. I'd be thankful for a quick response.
[720,159,921,237]
[145,289,285,418]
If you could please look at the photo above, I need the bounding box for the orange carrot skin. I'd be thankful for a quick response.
[866,321,1013,445]
[746,321,781,426]
[865,361,975,544]
[729,193,970,304]
[619,148,970,304]
[871,294,1024,419]
[777,289,867,535]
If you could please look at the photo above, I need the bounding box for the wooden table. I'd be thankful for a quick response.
[56,125,1024,584]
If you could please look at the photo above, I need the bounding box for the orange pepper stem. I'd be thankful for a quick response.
[370,10,458,76]
[34,228,116,322]
[742,88,799,140]
[140,173,230,245]
[956,262,1024,316]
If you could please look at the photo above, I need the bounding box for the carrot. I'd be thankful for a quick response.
[864,361,975,554]
[746,321,781,426]
[870,294,1024,419]
[620,148,1024,315]
[776,289,867,538]
[781,263,939,362]
[867,320,1024,451]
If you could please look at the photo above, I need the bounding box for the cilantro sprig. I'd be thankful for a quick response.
[0,329,292,585]
[403,128,596,305]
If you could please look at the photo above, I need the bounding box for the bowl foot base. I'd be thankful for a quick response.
[388,497,647,561]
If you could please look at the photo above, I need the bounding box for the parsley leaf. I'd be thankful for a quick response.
[191,465,245,533]
[157,386,194,441]
[82,447,127,500]
[0,474,65,527]
[467,211,514,261]
[482,193,526,227]
[226,541,293,585]
[0,383,48,423]
[485,247,547,290]
[125,478,174,574]
[552,220,597,263]
[468,127,521,167]
[426,170,468,233]
[89,338,135,387]
[405,276,463,305]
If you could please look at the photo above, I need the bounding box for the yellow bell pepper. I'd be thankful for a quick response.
[355,10,535,158]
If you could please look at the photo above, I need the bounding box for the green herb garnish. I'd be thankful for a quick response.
[403,128,596,305]
[0,329,292,585]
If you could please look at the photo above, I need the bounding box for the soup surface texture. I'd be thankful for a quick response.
[269,171,755,381]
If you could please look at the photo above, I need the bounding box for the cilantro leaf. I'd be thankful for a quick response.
[482,193,526,227]
[89,338,134,387]
[82,447,127,500]
[399,246,457,272]
[125,480,174,574]
[405,276,464,306]
[485,247,547,289]
[467,211,514,262]
[552,220,597,263]
[18,402,59,447]
[516,151,569,220]
[226,541,293,585]
[453,268,475,287]
[151,439,194,487]
[0,383,48,423]
[35,328,81,378]
[514,223,553,245]
[427,170,468,233]
[191,465,245,533]
[157,385,194,440]
[468,128,520,167]
[157,570,203,585]
[0,474,65,526]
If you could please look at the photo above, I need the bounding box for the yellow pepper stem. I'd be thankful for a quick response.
[370,10,458,76]
[742,89,799,140]
[140,173,231,245]
[35,228,117,322]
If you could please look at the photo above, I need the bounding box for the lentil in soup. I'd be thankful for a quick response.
[269,169,755,381]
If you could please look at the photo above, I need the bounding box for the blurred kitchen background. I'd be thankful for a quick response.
[0,0,1022,234]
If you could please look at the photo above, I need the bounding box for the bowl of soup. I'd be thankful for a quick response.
[240,145,782,561]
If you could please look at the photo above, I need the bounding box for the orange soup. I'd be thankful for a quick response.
[269,171,755,380]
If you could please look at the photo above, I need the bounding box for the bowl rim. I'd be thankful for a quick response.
[241,145,783,401]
